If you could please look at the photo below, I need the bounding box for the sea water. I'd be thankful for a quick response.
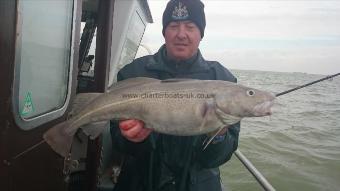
[220,70,340,191]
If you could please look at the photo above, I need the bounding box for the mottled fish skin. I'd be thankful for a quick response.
[43,77,275,157]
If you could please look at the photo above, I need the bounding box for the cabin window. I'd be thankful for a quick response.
[79,21,97,78]
[117,11,146,70]
[13,0,75,130]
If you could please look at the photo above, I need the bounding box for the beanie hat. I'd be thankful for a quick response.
[162,0,206,38]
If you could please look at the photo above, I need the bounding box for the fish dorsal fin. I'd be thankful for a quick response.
[108,77,159,92]
[70,93,103,116]
[161,78,196,83]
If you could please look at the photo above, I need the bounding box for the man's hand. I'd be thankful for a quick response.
[119,119,152,142]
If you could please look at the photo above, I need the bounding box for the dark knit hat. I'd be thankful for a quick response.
[162,0,206,38]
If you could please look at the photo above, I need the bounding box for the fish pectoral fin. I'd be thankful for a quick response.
[197,100,216,132]
[81,121,109,139]
[215,107,242,126]
[202,126,225,150]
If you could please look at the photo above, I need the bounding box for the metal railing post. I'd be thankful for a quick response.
[234,149,276,191]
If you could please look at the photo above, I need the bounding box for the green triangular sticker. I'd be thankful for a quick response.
[21,92,34,116]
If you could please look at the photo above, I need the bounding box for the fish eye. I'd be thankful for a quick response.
[247,90,255,96]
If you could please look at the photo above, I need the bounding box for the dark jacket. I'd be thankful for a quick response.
[111,45,240,191]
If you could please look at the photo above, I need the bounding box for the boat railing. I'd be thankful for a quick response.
[234,149,276,191]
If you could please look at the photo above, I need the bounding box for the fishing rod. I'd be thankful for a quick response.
[275,72,340,97]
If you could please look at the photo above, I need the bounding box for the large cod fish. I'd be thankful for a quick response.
[44,77,275,157]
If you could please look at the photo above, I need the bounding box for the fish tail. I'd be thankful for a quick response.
[43,121,73,157]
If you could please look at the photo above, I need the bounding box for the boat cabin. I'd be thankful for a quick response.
[0,0,152,190]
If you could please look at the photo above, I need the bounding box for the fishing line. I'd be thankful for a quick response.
[12,140,46,160]
[3,140,46,166]
[275,72,340,97]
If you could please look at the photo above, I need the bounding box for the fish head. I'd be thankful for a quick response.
[215,84,276,118]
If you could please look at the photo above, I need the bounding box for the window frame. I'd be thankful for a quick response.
[117,11,146,69]
[11,0,78,130]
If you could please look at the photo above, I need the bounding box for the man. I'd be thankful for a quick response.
[110,0,240,190]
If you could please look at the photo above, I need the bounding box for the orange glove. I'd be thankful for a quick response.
[119,119,152,142]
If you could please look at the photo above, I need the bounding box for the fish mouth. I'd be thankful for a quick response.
[252,100,274,116]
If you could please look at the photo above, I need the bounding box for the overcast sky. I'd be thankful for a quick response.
[139,0,340,75]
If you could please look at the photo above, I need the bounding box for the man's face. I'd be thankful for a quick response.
[164,21,202,61]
